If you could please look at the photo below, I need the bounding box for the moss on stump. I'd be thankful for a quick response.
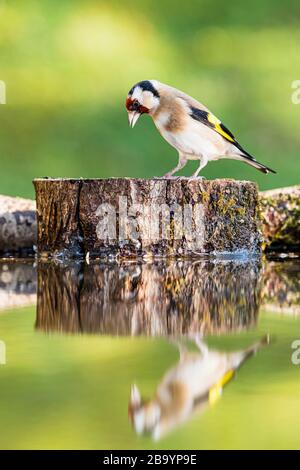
[260,185,300,251]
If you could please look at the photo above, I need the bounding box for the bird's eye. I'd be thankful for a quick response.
[133,100,140,110]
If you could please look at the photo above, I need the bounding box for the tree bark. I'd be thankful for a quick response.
[33,178,261,258]
[0,195,36,254]
[33,179,82,258]
[260,185,300,251]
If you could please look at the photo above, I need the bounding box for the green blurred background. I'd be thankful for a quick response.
[0,0,299,199]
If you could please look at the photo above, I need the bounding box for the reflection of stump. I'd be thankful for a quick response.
[34,178,261,258]
[36,260,261,335]
[37,263,81,332]
[262,260,300,315]
[0,261,37,310]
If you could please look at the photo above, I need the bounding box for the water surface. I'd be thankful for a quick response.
[0,257,299,449]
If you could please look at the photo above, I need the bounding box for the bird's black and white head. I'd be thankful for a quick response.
[128,384,162,439]
[126,80,160,128]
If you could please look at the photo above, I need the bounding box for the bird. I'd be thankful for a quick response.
[125,80,276,178]
[128,334,270,440]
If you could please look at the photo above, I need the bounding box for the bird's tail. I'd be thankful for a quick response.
[241,157,276,174]
[231,141,276,174]
[241,334,271,362]
[229,334,271,370]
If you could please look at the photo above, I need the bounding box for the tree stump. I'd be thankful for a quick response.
[0,195,36,254]
[33,178,261,259]
[260,185,300,251]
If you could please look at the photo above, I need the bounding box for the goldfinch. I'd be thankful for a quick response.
[126,80,276,178]
[129,335,269,440]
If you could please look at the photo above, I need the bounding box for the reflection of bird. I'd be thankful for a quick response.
[126,80,276,178]
[128,335,269,440]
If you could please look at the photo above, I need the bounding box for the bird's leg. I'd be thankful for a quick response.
[188,333,209,357]
[163,155,187,179]
[189,157,208,180]
[168,337,189,361]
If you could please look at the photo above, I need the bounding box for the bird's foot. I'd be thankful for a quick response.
[162,173,182,180]
[188,175,206,183]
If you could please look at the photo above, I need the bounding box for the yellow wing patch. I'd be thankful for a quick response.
[209,369,235,406]
[207,113,235,143]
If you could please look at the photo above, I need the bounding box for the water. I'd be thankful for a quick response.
[0,256,299,449]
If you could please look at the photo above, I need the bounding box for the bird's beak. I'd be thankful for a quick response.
[128,111,140,128]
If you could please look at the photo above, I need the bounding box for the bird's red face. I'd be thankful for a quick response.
[126,81,160,127]
[126,97,149,128]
